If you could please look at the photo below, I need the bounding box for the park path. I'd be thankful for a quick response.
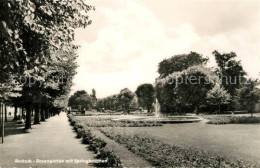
[0,112,95,168]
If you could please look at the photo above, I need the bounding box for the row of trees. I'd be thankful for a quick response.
[89,85,155,114]
[69,51,259,115]
[96,88,137,113]
[0,0,93,129]
[156,51,260,114]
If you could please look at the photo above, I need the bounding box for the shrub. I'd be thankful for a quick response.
[207,116,260,124]
[88,137,107,153]
[68,115,122,167]
[96,149,122,167]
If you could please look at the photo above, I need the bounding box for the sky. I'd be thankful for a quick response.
[72,0,260,98]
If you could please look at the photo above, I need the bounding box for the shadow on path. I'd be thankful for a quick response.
[0,121,28,138]
[0,112,95,168]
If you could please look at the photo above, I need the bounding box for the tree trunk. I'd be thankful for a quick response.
[40,106,45,121]
[33,104,40,124]
[45,108,49,119]
[250,103,254,117]
[218,104,221,114]
[13,105,18,120]
[147,105,150,113]
[1,102,4,143]
[22,107,24,118]
[0,103,2,126]
[24,104,32,130]
[4,104,7,122]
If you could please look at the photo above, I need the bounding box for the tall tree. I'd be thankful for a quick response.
[135,84,155,113]
[68,90,93,111]
[213,50,246,96]
[156,66,218,114]
[118,88,134,113]
[158,51,208,78]
[1,0,94,129]
[91,88,97,108]
[237,79,260,116]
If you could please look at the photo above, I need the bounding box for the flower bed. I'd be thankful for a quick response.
[100,127,256,168]
[70,115,162,127]
[68,115,122,167]
[207,116,260,124]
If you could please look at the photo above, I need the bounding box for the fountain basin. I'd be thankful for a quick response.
[111,116,203,124]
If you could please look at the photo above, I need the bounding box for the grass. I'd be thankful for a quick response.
[99,127,256,168]
[69,114,258,167]
[207,116,260,124]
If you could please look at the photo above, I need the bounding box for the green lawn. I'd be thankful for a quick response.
[74,113,260,166]
[121,121,260,165]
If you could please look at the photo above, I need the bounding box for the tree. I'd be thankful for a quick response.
[158,51,208,78]
[156,52,209,114]
[68,90,93,111]
[177,66,217,114]
[156,65,218,114]
[1,0,94,129]
[206,84,231,113]
[118,88,134,113]
[237,79,260,116]
[135,84,155,113]
[91,88,97,108]
[213,50,246,97]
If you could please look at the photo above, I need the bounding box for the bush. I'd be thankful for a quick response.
[230,116,260,123]
[207,116,260,124]
[96,149,122,167]
[88,137,107,153]
[68,115,122,167]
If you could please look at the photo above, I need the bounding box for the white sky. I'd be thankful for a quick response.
[72,0,260,98]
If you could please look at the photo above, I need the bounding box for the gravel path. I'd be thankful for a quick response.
[0,112,95,168]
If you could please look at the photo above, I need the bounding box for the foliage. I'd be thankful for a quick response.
[236,79,260,115]
[135,83,155,113]
[98,94,120,111]
[90,88,97,108]
[158,51,208,78]
[156,65,218,114]
[0,0,93,91]
[213,50,246,96]
[97,88,137,112]
[68,115,122,167]
[206,84,231,113]
[0,0,94,129]
[118,88,135,113]
[68,90,94,110]
[207,116,260,124]
[96,149,122,167]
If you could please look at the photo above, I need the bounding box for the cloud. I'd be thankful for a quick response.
[72,0,260,98]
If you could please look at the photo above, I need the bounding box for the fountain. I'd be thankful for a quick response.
[154,99,160,118]
[111,99,203,124]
